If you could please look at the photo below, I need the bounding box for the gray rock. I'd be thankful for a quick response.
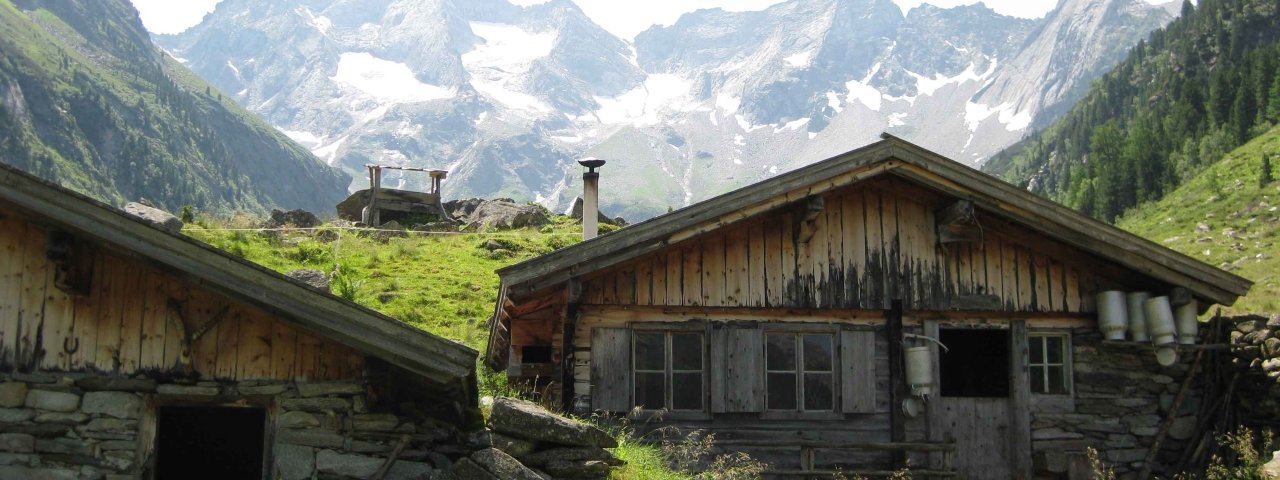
[275,443,315,480]
[266,209,321,229]
[0,408,36,423]
[34,438,93,456]
[277,429,345,448]
[386,461,435,480]
[33,412,88,425]
[488,398,616,448]
[469,448,543,480]
[295,382,362,398]
[518,447,624,468]
[9,373,54,384]
[98,440,136,451]
[278,411,321,429]
[1264,449,1280,479]
[238,384,290,396]
[74,377,156,392]
[82,392,141,419]
[286,269,330,293]
[83,418,136,434]
[0,465,79,479]
[463,201,549,230]
[155,384,219,396]
[25,390,79,412]
[315,449,383,478]
[354,413,401,432]
[542,459,612,479]
[0,452,33,466]
[280,397,350,412]
[453,458,500,480]
[0,434,34,453]
[125,202,183,233]
[103,449,135,470]
[491,432,538,457]
[0,383,27,408]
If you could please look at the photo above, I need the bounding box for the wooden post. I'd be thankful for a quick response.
[924,319,941,470]
[561,278,582,412]
[887,299,906,467]
[1009,320,1032,480]
[365,166,382,227]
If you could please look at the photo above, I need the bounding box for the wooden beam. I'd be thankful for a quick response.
[887,300,905,467]
[1009,320,1032,479]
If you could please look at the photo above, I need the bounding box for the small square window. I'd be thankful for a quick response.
[1029,334,1070,395]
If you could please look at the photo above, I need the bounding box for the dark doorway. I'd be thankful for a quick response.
[156,406,266,480]
[939,329,1009,397]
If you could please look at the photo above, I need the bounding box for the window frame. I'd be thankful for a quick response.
[761,324,842,419]
[628,323,709,418]
[1028,331,1074,412]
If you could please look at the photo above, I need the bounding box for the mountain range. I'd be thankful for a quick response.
[160,0,1176,220]
[0,0,348,214]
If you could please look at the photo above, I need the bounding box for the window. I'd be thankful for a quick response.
[940,329,1009,397]
[766,333,835,411]
[633,331,704,411]
[156,406,266,479]
[1029,334,1070,394]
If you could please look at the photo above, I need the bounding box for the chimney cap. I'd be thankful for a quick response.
[577,158,606,172]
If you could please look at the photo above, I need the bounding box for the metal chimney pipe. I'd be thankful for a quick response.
[578,158,606,240]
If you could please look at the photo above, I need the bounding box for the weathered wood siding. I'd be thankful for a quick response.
[582,179,1124,313]
[0,209,363,380]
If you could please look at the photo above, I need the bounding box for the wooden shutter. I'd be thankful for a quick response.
[841,329,877,413]
[591,328,631,412]
[711,326,764,413]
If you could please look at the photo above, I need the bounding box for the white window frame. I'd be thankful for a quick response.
[1028,333,1071,395]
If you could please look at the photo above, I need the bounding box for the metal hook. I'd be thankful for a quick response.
[63,336,80,354]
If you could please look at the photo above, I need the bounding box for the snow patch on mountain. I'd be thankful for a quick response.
[298,7,332,35]
[784,49,814,68]
[594,74,696,126]
[463,22,557,113]
[331,53,455,103]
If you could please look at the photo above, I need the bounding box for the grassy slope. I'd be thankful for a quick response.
[1118,126,1280,314]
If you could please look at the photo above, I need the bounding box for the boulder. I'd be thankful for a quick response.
[454,457,500,480]
[286,269,330,293]
[387,460,434,480]
[468,448,543,480]
[490,432,538,457]
[487,398,616,448]
[266,209,320,228]
[124,202,183,233]
[457,201,548,230]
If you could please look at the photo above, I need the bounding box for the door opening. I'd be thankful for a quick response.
[155,406,266,480]
[939,329,1009,397]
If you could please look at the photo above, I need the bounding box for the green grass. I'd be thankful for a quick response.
[1118,125,1280,314]
[610,437,693,480]
[185,213,590,349]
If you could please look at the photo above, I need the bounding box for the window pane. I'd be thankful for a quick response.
[635,333,665,371]
[672,373,702,410]
[1030,366,1045,393]
[803,335,833,371]
[1047,366,1066,394]
[1030,336,1044,365]
[767,334,796,370]
[672,333,702,370]
[1047,337,1063,364]
[634,372,665,409]
[803,373,834,411]
[767,373,797,410]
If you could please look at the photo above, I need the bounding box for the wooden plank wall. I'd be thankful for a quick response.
[0,210,363,381]
[582,179,1118,314]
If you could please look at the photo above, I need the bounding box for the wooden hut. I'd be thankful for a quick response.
[0,163,478,479]
[484,134,1252,478]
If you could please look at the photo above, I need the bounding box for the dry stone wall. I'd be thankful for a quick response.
[0,374,467,480]
[1031,329,1200,478]
[1229,314,1280,423]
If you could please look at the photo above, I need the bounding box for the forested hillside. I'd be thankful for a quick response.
[985,0,1280,222]
[0,0,349,214]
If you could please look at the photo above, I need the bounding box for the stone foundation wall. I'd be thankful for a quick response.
[1030,329,1200,479]
[0,373,473,480]
[1228,315,1280,423]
